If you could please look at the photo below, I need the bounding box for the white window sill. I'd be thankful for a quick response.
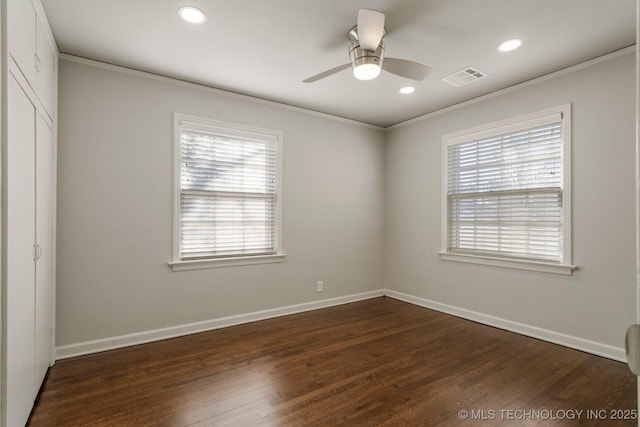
[438,252,577,276]
[169,254,286,271]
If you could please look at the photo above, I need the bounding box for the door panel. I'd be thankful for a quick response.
[35,112,54,387]
[7,0,36,86]
[7,76,37,427]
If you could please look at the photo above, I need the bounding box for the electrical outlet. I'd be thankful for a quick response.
[316,281,324,292]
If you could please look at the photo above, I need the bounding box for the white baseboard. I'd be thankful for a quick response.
[56,290,384,360]
[56,288,626,363]
[382,289,626,363]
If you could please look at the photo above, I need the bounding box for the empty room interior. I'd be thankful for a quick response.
[3,0,640,425]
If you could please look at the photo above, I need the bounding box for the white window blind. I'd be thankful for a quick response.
[446,114,565,262]
[179,125,278,260]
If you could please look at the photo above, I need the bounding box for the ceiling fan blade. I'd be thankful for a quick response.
[303,63,351,83]
[382,58,432,81]
[357,9,385,51]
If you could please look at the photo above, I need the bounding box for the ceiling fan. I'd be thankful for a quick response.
[303,9,432,83]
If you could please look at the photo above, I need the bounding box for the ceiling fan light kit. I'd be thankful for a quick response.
[303,9,431,84]
[349,26,384,80]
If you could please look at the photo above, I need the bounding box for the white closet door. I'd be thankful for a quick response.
[7,76,37,427]
[35,112,54,387]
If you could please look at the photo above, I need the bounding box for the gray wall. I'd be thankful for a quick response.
[384,52,636,350]
[56,59,385,346]
[57,52,636,354]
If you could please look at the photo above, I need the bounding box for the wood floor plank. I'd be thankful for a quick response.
[28,297,636,426]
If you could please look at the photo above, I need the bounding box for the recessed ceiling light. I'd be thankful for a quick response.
[498,39,522,52]
[178,6,207,24]
[399,86,415,94]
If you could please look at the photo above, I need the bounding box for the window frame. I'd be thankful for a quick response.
[170,113,285,271]
[439,104,576,275]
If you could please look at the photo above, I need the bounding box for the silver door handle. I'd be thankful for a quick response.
[625,324,640,375]
[34,54,42,72]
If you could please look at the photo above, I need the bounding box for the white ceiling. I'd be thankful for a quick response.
[42,0,635,127]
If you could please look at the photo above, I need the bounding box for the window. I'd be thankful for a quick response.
[440,105,575,275]
[171,114,284,271]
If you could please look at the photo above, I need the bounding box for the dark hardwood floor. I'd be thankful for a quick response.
[28,297,636,426]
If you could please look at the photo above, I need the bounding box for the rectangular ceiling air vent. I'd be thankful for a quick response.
[442,67,487,87]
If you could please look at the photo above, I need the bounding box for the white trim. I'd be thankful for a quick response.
[562,104,573,268]
[59,47,635,132]
[172,113,284,266]
[59,54,383,131]
[169,253,286,271]
[55,290,384,359]
[386,46,636,130]
[172,114,181,270]
[438,252,577,275]
[441,132,448,255]
[440,104,573,271]
[445,111,562,146]
[176,114,282,142]
[382,289,625,362]
[54,288,625,363]
[441,104,569,148]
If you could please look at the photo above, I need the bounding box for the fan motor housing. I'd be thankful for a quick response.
[348,26,385,70]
